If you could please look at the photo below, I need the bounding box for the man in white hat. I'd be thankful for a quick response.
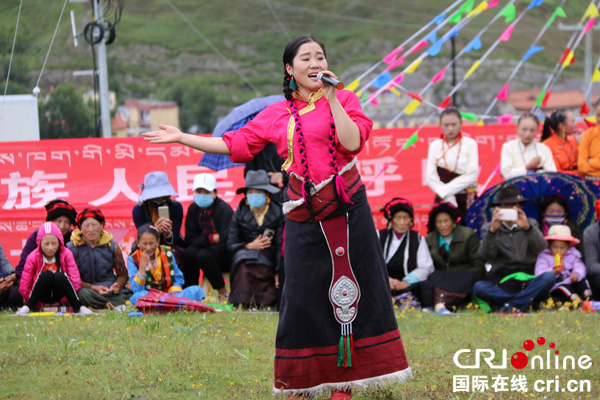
[183,173,234,302]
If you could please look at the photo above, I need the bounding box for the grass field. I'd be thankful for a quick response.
[1,304,598,400]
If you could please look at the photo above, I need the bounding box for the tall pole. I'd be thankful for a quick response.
[451,36,457,106]
[93,0,111,138]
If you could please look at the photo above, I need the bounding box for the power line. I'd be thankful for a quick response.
[264,0,291,40]
[163,0,260,93]
[1,0,22,98]
[35,0,69,90]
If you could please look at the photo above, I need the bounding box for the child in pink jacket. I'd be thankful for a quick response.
[17,222,92,315]
[535,224,592,303]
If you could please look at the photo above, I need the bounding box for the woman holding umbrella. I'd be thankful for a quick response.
[143,36,411,399]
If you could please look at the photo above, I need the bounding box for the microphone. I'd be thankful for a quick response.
[316,72,344,90]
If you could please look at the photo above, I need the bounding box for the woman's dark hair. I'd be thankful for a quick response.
[137,223,160,241]
[541,109,568,141]
[538,195,570,227]
[518,112,540,126]
[593,98,600,108]
[282,36,326,101]
[439,107,462,124]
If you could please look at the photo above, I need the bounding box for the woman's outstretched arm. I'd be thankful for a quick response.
[143,124,231,155]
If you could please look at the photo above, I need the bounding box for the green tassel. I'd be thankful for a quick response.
[337,335,344,367]
[290,76,297,90]
[346,334,352,367]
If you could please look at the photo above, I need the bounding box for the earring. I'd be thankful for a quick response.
[289,75,297,90]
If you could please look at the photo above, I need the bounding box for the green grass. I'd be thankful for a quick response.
[0,304,599,400]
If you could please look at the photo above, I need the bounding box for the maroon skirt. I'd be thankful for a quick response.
[229,262,277,306]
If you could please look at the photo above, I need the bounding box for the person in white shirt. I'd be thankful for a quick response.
[426,108,479,220]
[500,113,557,180]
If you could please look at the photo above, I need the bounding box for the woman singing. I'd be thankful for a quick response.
[143,35,412,400]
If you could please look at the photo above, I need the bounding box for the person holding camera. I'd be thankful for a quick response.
[227,170,284,307]
[472,185,555,313]
[132,171,184,248]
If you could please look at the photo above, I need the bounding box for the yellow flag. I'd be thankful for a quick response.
[389,87,402,96]
[583,3,600,19]
[466,1,488,18]
[464,60,481,79]
[405,59,423,74]
[404,99,421,116]
[592,69,600,82]
[586,116,597,124]
[356,90,363,98]
[477,118,485,126]
[561,50,574,68]
[345,79,360,92]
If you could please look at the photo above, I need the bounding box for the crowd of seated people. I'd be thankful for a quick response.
[4,108,600,314]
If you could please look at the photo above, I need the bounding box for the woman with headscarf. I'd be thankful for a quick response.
[424,202,485,314]
[67,207,131,310]
[379,198,434,298]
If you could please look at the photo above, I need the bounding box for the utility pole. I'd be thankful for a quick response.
[93,0,112,138]
[558,22,600,105]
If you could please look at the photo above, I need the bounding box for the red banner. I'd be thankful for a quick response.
[0,125,511,265]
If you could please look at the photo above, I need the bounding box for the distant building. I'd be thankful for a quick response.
[506,88,597,113]
[114,99,179,136]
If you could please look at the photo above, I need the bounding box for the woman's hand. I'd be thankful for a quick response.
[109,282,121,294]
[142,125,184,144]
[389,277,409,291]
[318,70,339,103]
[139,248,153,271]
[570,273,579,282]
[525,156,541,171]
[275,273,280,289]
[154,217,172,234]
[245,234,272,250]
[91,284,110,296]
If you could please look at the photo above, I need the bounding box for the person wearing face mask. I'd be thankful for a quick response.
[379,198,434,301]
[541,109,583,175]
[227,170,283,307]
[183,173,233,303]
[538,195,584,256]
[500,113,557,179]
[132,171,184,248]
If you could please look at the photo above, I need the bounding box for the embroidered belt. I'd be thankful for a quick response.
[320,213,360,368]
[285,165,362,223]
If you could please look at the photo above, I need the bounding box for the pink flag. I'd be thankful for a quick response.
[384,55,406,71]
[496,82,509,101]
[383,46,404,64]
[392,72,405,84]
[499,25,514,42]
[497,114,514,124]
[431,68,447,83]
[583,18,595,35]
[487,0,498,8]
[408,40,429,55]
[367,94,379,106]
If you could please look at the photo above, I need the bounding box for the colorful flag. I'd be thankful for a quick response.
[499,24,514,42]
[496,82,509,101]
[382,46,404,64]
[464,60,481,79]
[404,100,421,115]
[546,7,566,27]
[581,102,591,116]
[402,132,419,149]
[499,3,516,23]
[583,3,600,19]
[438,96,452,109]
[522,46,544,62]
[593,68,600,82]
[345,79,360,92]
[466,1,488,18]
[431,68,447,84]
[464,36,482,52]
[405,59,423,74]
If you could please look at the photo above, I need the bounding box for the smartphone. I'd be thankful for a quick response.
[498,208,518,221]
[158,205,170,220]
[263,228,275,241]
